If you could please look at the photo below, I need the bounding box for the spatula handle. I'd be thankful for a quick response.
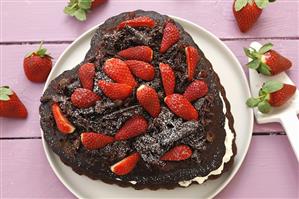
[280,113,299,161]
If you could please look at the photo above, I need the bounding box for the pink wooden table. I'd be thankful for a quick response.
[1,0,298,198]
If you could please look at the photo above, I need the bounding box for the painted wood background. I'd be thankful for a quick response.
[0,0,298,198]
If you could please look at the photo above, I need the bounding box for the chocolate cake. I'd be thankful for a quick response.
[40,10,236,189]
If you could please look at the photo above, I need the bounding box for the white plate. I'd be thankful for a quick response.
[42,16,253,199]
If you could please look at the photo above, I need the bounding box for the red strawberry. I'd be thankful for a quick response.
[117,16,155,30]
[185,46,201,81]
[115,115,148,141]
[98,81,133,100]
[71,88,100,108]
[159,63,175,96]
[78,63,95,90]
[0,86,28,118]
[117,46,153,63]
[164,94,198,120]
[233,0,274,33]
[159,22,180,53]
[103,58,137,88]
[52,103,75,134]
[160,145,192,161]
[110,152,140,176]
[125,60,155,81]
[244,43,292,75]
[23,41,52,83]
[81,132,114,150]
[64,0,106,21]
[246,81,296,113]
[183,80,208,102]
[136,85,161,117]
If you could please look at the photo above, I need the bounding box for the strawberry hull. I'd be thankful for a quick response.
[40,10,236,190]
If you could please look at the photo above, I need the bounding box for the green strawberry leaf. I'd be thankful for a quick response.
[73,8,87,21]
[64,6,78,16]
[244,48,255,59]
[258,62,271,75]
[246,97,261,107]
[247,59,261,69]
[258,43,273,54]
[0,86,13,101]
[269,0,276,2]
[235,0,248,11]
[262,80,283,93]
[258,100,271,113]
[255,0,270,9]
[78,0,91,10]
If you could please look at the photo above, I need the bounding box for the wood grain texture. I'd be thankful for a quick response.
[0,136,297,198]
[1,0,298,42]
[1,40,298,137]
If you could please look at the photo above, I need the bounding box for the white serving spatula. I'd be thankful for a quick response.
[248,41,299,161]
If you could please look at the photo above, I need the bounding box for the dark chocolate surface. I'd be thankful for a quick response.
[39,10,236,189]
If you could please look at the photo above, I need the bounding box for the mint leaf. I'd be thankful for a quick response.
[262,80,283,93]
[247,59,261,69]
[258,62,271,75]
[246,97,260,107]
[73,8,87,21]
[258,100,271,113]
[0,86,13,101]
[258,43,273,54]
[78,0,91,10]
[235,0,248,11]
[255,0,270,9]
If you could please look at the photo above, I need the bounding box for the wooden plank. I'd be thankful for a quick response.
[1,136,297,198]
[1,0,298,42]
[1,40,298,137]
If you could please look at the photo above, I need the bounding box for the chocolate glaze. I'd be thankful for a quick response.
[39,10,236,189]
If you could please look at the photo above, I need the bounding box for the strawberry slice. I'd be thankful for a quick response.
[110,152,140,176]
[185,46,201,81]
[125,60,155,81]
[98,80,133,100]
[136,85,161,117]
[117,46,153,63]
[52,103,75,134]
[164,94,198,120]
[81,132,114,150]
[159,22,180,53]
[160,145,192,161]
[71,88,100,108]
[117,16,155,30]
[183,80,208,102]
[78,63,95,90]
[159,63,175,96]
[244,43,292,75]
[103,58,137,88]
[115,115,148,141]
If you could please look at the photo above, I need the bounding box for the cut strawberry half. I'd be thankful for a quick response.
[159,22,180,53]
[98,80,133,100]
[51,103,75,134]
[103,58,137,88]
[81,132,114,150]
[78,63,95,90]
[125,60,155,81]
[117,16,155,30]
[160,145,192,161]
[71,88,100,108]
[110,152,140,176]
[159,63,175,96]
[185,46,201,81]
[164,94,198,121]
[136,85,161,117]
[117,46,153,63]
[183,80,208,102]
[115,115,148,141]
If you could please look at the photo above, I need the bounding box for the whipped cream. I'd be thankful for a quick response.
[178,94,234,187]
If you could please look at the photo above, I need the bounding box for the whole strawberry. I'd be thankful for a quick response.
[233,0,275,33]
[246,80,296,113]
[23,41,52,83]
[64,0,106,21]
[0,86,27,118]
[244,43,292,75]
